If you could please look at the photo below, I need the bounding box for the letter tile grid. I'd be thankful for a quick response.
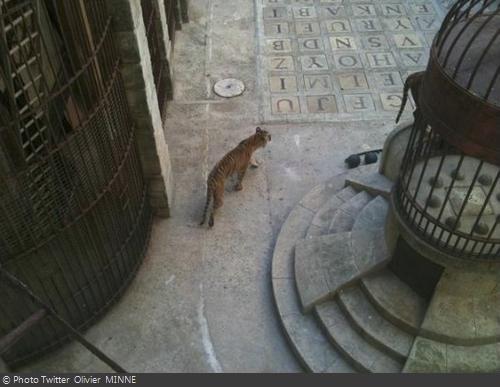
[259,0,451,122]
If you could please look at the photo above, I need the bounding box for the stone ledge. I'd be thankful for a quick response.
[420,268,500,346]
[295,228,390,313]
[352,195,389,232]
[306,186,359,239]
[346,172,393,199]
[271,174,356,372]
[328,191,372,233]
[316,300,403,373]
[272,205,315,279]
[403,337,500,373]
[298,173,349,212]
[338,285,414,361]
[361,269,427,335]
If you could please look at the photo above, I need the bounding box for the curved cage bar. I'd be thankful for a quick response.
[394,1,500,261]
[435,0,500,103]
[395,119,500,260]
[0,0,152,366]
[420,0,500,165]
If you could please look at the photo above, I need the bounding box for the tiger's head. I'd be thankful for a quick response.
[255,127,271,148]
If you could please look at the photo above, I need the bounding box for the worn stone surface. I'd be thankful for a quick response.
[378,121,412,180]
[316,300,403,373]
[334,185,358,203]
[361,268,428,334]
[109,0,173,216]
[310,195,345,231]
[420,268,500,345]
[295,228,389,312]
[295,233,354,311]
[258,0,448,122]
[403,337,447,373]
[281,312,354,373]
[328,191,372,233]
[272,204,315,279]
[351,228,389,272]
[19,0,463,374]
[352,195,389,232]
[404,337,500,373]
[271,175,356,373]
[299,175,347,212]
[338,285,414,361]
[346,172,394,198]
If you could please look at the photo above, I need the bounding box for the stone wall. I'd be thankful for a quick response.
[106,0,175,217]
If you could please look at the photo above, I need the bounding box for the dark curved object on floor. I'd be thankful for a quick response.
[345,149,382,169]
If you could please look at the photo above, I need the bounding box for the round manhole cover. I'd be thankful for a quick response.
[213,78,245,98]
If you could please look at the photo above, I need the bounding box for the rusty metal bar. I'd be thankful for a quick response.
[0,267,127,373]
[0,309,46,354]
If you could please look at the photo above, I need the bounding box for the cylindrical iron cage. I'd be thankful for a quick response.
[394,0,500,261]
[0,0,152,366]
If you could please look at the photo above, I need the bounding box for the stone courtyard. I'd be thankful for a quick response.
[259,0,447,121]
[21,0,498,373]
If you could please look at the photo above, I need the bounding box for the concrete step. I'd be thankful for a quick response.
[403,336,500,373]
[274,277,356,373]
[306,186,357,238]
[345,171,393,199]
[337,285,414,361]
[419,268,500,346]
[352,195,389,232]
[295,228,390,312]
[361,268,427,335]
[271,174,357,372]
[327,193,412,360]
[316,300,403,373]
[328,191,372,233]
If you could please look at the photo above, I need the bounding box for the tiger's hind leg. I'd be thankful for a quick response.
[208,185,224,228]
[235,166,247,191]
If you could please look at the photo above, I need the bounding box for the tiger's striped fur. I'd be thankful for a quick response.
[200,127,271,228]
[395,71,425,124]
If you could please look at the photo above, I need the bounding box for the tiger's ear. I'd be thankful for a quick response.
[256,127,262,133]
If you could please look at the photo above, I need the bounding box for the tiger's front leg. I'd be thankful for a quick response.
[250,155,259,169]
[235,166,247,191]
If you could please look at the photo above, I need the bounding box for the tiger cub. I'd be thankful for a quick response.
[200,127,271,228]
[395,71,425,124]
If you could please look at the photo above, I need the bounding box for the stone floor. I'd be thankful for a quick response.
[22,0,450,373]
[258,0,448,122]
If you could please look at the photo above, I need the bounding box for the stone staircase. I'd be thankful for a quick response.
[271,165,426,372]
[271,165,500,372]
[273,166,425,372]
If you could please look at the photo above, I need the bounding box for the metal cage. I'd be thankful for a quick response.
[141,0,173,119]
[394,0,500,261]
[0,0,152,366]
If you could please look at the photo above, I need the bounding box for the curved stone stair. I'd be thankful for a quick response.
[309,186,416,372]
[272,164,500,373]
[336,286,413,361]
[272,165,431,373]
[328,191,372,233]
[306,186,357,238]
[361,270,427,335]
[315,300,403,372]
[271,172,360,372]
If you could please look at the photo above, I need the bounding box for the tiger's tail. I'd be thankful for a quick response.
[200,186,213,226]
